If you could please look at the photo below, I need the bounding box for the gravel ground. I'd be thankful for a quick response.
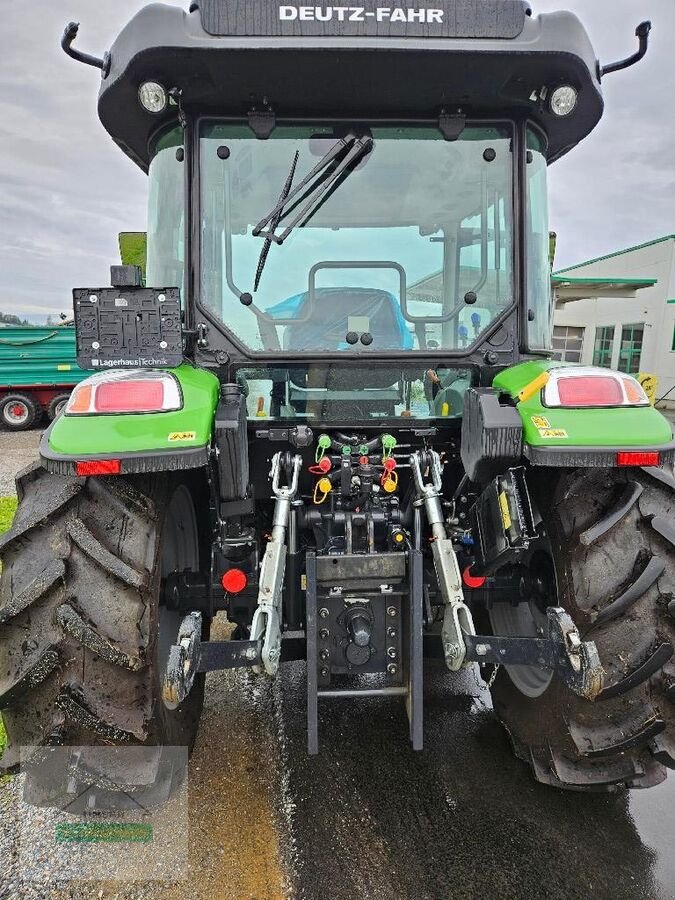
[0,429,42,496]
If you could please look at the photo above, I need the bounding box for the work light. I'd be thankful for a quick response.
[550,85,578,117]
[138,81,168,114]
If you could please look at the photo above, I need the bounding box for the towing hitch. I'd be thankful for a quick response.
[162,611,262,709]
[465,607,604,701]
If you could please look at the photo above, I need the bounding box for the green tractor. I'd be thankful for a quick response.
[2,0,674,807]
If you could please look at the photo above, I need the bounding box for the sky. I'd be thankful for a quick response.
[1,0,674,320]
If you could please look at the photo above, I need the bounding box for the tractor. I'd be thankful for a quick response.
[1,0,674,808]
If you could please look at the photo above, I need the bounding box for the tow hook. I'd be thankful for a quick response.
[463,607,604,701]
[162,612,263,709]
[162,611,202,710]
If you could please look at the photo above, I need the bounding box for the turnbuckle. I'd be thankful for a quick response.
[410,450,476,671]
[250,452,302,675]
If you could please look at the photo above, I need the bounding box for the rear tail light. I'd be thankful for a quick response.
[543,367,649,408]
[66,371,181,416]
[617,451,660,467]
[557,375,623,407]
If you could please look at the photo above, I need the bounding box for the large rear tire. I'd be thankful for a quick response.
[0,464,208,809]
[487,466,675,791]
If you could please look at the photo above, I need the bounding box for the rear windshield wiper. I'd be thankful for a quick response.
[252,132,373,248]
[253,150,300,291]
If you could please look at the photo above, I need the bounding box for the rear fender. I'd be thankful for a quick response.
[492,361,675,468]
[40,365,220,476]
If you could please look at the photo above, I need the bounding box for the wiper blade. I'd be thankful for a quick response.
[253,150,299,292]
[252,132,373,247]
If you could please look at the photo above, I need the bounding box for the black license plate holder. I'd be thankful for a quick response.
[73,287,183,369]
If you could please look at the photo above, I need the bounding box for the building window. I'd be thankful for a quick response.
[551,325,584,362]
[618,324,644,374]
[593,326,615,368]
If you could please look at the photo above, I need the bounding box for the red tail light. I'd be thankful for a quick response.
[557,376,623,407]
[66,371,181,416]
[617,451,660,467]
[543,367,649,408]
[221,568,248,594]
[96,381,164,412]
[76,460,121,476]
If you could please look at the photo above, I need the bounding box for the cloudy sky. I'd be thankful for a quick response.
[1,0,673,320]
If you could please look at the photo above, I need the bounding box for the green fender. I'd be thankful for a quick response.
[493,360,675,466]
[40,365,220,475]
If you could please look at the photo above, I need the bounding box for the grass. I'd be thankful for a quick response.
[0,496,16,758]
[0,496,17,535]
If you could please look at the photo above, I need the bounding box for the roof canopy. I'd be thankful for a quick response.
[96,1,604,171]
[552,275,657,306]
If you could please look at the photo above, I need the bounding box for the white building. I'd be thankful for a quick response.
[552,234,675,409]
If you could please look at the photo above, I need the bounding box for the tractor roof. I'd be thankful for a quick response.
[97,0,604,171]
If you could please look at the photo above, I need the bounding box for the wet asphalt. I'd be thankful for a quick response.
[1,428,674,900]
[273,660,675,900]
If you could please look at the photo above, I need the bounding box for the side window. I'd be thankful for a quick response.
[146,129,185,298]
[592,326,615,368]
[618,324,644,374]
[526,128,552,350]
[552,325,584,363]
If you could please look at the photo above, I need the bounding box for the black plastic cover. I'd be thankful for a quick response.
[471,467,536,575]
[73,287,183,369]
[98,3,603,171]
[215,384,250,501]
[197,0,531,38]
[460,387,523,483]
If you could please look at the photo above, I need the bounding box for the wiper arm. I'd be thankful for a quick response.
[253,150,299,292]
[252,132,373,247]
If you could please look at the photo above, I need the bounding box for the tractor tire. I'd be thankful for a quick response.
[0,464,207,810]
[0,393,40,431]
[486,465,675,791]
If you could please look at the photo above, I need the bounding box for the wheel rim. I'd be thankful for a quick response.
[158,486,200,674]
[4,401,29,425]
[488,552,555,698]
[489,601,553,698]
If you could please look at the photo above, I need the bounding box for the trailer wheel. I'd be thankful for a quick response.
[485,466,675,791]
[47,393,71,421]
[0,464,208,810]
[0,393,40,431]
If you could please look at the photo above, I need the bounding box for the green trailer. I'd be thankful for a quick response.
[0,325,91,430]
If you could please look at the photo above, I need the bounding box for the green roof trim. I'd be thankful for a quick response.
[554,234,675,275]
[668,299,675,304]
[551,276,657,286]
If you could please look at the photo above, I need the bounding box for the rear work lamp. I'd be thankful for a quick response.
[66,370,182,416]
[543,367,650,409]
